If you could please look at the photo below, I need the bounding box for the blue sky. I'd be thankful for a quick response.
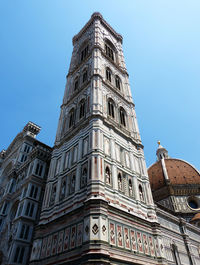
[0,0,200,169]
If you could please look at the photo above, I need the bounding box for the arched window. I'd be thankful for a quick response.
[118,173,122,191]
[119,107,126,127]
[81,45,89,61]
[79,99,85,119]
[105,166,111,185]
[82,70,88,83]
[115,75,121,90]
[139,185,144,202]
[108,99,115,118]
[105,42,114,61]
[106,68,112,82]
[74,77,79,91]
[69,108,75,128]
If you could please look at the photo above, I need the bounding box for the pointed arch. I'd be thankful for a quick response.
[107,98,115,119]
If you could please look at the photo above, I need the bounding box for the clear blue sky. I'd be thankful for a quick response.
[1,0,200,169]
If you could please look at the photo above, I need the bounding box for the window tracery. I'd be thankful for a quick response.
[105,43,114,61]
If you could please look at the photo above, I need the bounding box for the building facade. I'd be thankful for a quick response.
[0,12,200,265]
[0,122,51,265]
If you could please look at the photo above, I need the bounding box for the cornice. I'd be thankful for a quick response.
[72,12,123,45]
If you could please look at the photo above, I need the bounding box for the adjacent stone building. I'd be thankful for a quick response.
[0,12,199,265]
[0,122,51,265]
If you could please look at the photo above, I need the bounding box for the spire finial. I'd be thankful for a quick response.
[157,140,160,145]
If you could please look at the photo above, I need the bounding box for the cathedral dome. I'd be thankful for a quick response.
[148,158,200,192]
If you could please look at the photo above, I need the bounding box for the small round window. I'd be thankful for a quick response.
[187,196,200,210]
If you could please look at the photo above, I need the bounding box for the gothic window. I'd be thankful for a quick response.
[128,178,133,196]
[60,178,66,200]
[69,108,75,128]
[30,185,34,198]
[118,173,122,191]
[24,144,31,153]
[105,166,111,185]
[74,77,79,91]
[82,70,88,83]
[81,167,87,188]
[81,45,89,61]
[79,99,85,119]
[106,68,112,82]
[13,246,25,263]
[119,107,126,127]
[115,75,121,90]
[139,184,144,202]
[25,202,34,217]
[20,224,30,240]
[105,43,114,61]
[29,185,38,199]
[108,99,115,118]
[35,163,43,177]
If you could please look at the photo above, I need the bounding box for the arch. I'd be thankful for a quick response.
[119,106,126,127]
[106,67,112,82]
[107,98,115,118]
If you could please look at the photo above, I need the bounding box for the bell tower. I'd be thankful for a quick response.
[30,13,166,265]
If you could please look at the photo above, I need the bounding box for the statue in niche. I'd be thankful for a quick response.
[60,180,66,200]
[139,185,144,201]
[81,168,87,187]
[105,167,111,185]
[129,179,133,196]
[71,175,75,193]
[50,185,56,205]
[118,174,122,191]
